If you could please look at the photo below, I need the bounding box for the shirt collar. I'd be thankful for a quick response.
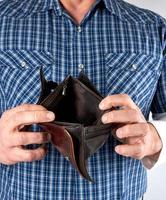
[0,0,123,19]
[103,0,123,19]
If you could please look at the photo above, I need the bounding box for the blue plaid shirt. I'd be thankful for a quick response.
[0,0,166,199]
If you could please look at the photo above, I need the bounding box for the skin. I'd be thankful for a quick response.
[0,104,55,164]
[60,0,96,24]
[0,0,162,165]
[99,94,162,161]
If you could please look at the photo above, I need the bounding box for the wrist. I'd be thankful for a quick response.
[148,122,163,156]
[141,123,162,169]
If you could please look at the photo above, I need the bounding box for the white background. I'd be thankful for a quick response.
[126,0,166,18]
[125,1,166,200]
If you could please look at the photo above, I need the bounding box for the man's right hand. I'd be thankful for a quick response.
[0,104,55,165]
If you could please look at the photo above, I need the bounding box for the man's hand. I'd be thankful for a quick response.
[0,104,55,165]
[99,94,162,160]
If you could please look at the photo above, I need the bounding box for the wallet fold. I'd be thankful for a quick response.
[38,69,113,182]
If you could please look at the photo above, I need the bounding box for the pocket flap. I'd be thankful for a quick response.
[105,52,162,72]
[0,49,53,70]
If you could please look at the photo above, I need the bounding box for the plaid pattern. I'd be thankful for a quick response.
[0,0,165,199]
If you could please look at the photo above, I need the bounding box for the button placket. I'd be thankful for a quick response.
[75,24,85,75]
[77,26,82,33]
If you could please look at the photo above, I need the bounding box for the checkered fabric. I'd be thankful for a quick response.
[0,0,165,199]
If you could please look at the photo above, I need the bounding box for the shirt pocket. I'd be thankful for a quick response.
[105,52,162,101]
[0,49,53,108]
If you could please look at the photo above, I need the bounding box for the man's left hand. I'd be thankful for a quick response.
[99,94,163,160]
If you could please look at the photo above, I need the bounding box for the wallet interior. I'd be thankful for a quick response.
[40,73,103,127]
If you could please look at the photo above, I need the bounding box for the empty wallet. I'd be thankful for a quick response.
[37,69,113,182]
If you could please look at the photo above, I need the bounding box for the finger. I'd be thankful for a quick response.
[101,109,145,124]
[116,123,149,139]
[9,132,51,146]
[9,110,55,128]
[99,94,137,110]
[2,104,47,119]
[123,137,142,145]
[115,143,145,160]
[11,146,47,163]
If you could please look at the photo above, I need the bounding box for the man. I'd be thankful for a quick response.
[0,0,165,199]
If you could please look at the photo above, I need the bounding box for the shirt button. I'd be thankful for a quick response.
[21,61,28,69]
[65,157,69,161]
[77,26,82,33]
[78,64,84,71]
[132,64,137,70]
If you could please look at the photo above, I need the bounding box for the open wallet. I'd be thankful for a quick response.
[37,69,115,182]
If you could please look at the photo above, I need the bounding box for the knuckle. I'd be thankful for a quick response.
[7,155,17,165]
[122,94,130,101]
[33,111,38,121]
[1,151,15,165]
[3,139,11,147]
[20,104,32,110]
[106,111,116,122]
[144,123,150,133]
[108,112,114,120]
[106,95,111,100]
[21,104,45,111]
[131,109,139,120]
[1,110,11,119]
[18,133,26,145]
[25,148,45,162]
[25,152,35,161]
[135,145,144,159]
[134,153,141,160]
[131,108,137,115]
[34,148,45,161]
[2,160,15,165]
[1,111,7,119]
[37,105,46,111]
[12,112,22,123]
[33,111,46,122]
[0,120,8,134]
[135,154,143,160]
[38,148,45,158]
[1,133,12,147]
[33,111,45,122]
[36,134,46,143]
[32,111,45,122]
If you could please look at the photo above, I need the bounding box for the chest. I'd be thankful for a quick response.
[0,11,163,116]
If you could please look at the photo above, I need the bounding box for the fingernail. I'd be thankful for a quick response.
[102,114,108,123]
[46,111,55,120]
[115,146,120,153]
[117,130,123,138]
[99,102,105,110]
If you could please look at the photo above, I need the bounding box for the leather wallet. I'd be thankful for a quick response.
[37,69,113,182]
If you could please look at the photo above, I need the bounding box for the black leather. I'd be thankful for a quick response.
[38,69,113,182]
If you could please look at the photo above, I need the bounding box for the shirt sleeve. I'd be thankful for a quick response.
[142,18,166,169]
[150,17,166,115]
